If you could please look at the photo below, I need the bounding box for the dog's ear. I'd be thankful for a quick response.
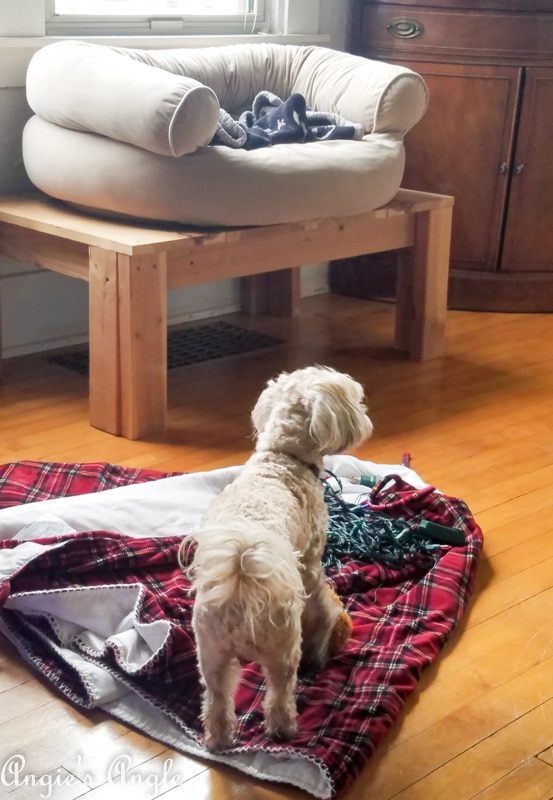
[309,379,373,454]
[251,378,278,437]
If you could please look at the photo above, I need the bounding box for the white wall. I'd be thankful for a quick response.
[0,0,349,358]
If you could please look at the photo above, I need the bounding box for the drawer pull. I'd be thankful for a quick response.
[387,17,424,39]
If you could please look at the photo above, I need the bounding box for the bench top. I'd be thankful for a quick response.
[0,190,453,257]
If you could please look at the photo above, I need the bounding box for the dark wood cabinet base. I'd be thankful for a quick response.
[448,270,553,312]
[330,255,553,312]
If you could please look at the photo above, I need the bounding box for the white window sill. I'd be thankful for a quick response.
[0,32,330,88]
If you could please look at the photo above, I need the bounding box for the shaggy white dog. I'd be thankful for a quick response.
[180,365,373,751]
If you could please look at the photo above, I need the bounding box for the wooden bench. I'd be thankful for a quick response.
[0,189,453,440]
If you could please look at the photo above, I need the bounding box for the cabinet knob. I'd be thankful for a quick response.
[499,162,508,175]
[514,163,525,175]
[387,17,425,39]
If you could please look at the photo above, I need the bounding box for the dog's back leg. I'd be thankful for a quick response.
[301,575,347,671]
[261,629,301,741]
[195,626,241,751]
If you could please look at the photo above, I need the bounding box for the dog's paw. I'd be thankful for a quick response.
[203,729,235,752]
[265,701,298,742]
[202,703,236,752]
[267,722,298,742]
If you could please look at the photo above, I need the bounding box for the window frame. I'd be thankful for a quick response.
[44,0,270,36]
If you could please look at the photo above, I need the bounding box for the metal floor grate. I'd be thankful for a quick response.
[47,321,283,376]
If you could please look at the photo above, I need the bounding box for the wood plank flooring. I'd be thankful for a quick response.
[0,293,552,799]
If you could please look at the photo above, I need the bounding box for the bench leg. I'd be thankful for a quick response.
[241,267,301,316]
[89,247,121,435]
[396,204,453,361]
[117,252,168,440]
[89,247,168,440]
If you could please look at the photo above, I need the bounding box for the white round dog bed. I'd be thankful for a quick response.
[23,42,428,227]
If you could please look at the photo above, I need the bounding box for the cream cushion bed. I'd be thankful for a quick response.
[23,41,428,227]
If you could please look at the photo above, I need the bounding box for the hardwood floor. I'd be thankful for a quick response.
[1,293,552,799]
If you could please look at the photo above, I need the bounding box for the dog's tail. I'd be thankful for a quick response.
[182,523,305,641]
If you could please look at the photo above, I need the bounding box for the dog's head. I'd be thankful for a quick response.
[252,365,373,458]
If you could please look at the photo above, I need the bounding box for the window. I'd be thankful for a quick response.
[45,0,269,35]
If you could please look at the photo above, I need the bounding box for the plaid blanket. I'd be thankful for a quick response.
[0,460,483,798]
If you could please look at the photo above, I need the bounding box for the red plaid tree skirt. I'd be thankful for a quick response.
[0,461,483,798]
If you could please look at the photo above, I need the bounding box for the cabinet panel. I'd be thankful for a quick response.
[501,68,553,271]
[400,62,520,271]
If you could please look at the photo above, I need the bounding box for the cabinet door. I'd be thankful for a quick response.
[400,62,521,271]
[501,68,553,272]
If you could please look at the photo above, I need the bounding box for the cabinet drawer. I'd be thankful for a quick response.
[356,3,553,63]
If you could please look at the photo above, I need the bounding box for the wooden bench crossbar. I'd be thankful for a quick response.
[0,190,453,440]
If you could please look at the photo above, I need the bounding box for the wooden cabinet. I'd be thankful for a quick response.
[501,68,553,274]
[333,0,553,310]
